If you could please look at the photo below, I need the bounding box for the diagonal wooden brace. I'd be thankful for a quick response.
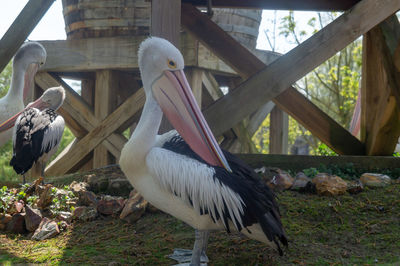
[44,87,146,176]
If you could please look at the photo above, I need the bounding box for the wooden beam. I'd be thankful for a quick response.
[186,68,204,105]
[182,0,360,11]
[151,0,181,47]
[0,0,55,73]
[269,106,288,154]
[238,154,400,172]
[35,72,128,158]
[37,33,238,75]
[361,23,400,155]
[94,70,118,167]
[248,102,275,136]
[44,88,146,176]
[181,3,373,155]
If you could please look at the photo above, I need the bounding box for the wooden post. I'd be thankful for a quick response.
[361,20,400,155]
[151,0,181,133]
[151,0,181,47]
[185,68,203,105]
[94,70,118,168]
[269,106,289,154]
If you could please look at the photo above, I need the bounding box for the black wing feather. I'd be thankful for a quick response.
[162,135,288,253]
[10,108,59,174]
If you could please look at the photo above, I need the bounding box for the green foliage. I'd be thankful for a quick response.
[317,143,337,156]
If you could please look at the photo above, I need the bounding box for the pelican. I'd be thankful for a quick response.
[0,42,47,146]
[120,37,287,265]
[0,86,65,183]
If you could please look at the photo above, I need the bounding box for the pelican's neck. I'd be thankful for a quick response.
[5,64,24,102]
[127,92,163,157]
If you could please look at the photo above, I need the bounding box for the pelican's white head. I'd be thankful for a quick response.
[0,86,65,132]
[137,37,231,172]
[138,37,184,93]
[11,42,47,101]
[37,86,66,111]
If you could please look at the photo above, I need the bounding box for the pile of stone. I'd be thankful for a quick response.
[0,178,152,240]
[256,166,399,196]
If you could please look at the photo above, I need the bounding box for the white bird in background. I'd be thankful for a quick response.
[0,42,47,147]
[120,37,287,265]
[0,86,65,184]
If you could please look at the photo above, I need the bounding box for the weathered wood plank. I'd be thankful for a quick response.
[362,23,400,155]
[182,0,360,11]
[0,0,55,73]
[238,154,400,172]
[94,70,118,167]
[186,68,204,105]
[248,102,275,136]
[44,88,146,176]
[182,3,367,155]
[269,106,288,154]
[38,34,196,72]
[151,0,181,48]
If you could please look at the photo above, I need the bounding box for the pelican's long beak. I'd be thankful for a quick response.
[23,63,39,102]
[0,97,48,132]
[152,69,232,172]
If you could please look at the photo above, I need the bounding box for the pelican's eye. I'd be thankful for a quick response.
[167,59,177,69]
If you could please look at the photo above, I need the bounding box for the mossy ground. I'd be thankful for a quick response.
[1,184,399,265]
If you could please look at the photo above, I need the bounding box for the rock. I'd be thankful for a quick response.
[72,206,98,222]
[347,180,364,194]
[69,181,90,195]
[25,205,43,232]
[268,169,294,190]
[58,220,69,231]
[120,192,148,223]
[97,196,126,216]
[87,175,109,193]
[14,200,24,213]
[32,218,60,240]
[57,211,73,223]
[108,178,133,197]
[77,190,98,206]
[360,173,392,188]
[291,172,313,191]
[312,173,347,196]
[6,213,26,234]
[37,184,54,209]
[0,213,12,230]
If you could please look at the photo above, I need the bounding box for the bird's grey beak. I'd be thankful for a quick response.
[23,63,39,102]
[151,69,232,172]
[0,97,48,133]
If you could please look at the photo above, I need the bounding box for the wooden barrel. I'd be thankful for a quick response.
[211,8,262,49]
[61,0,151,39]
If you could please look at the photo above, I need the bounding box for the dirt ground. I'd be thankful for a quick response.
[1,177,399,265]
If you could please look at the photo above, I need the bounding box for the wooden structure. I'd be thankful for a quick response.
[0,0,399,176]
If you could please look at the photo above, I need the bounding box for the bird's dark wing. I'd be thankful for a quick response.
[161,133,288,253]
[10,108,64,174]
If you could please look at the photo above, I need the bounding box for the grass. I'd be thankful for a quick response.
[1,184,399,265]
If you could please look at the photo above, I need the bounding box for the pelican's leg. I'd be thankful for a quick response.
[168,230,209,265]
[22,175,26,184]
[190,230,209,266]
